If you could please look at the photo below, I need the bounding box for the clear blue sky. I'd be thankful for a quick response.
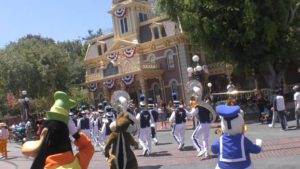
[0,0,113,48]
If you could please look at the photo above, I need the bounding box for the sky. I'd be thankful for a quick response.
[0,0,113,48]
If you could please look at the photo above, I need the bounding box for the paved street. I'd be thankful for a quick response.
[1,120,300,169]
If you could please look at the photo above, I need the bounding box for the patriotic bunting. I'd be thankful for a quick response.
[114,8,127,18]
[107,53,118,61]
[103,79,115,89]
[87,83,97,92]
[123,48,136,58]
[122,75,135,85]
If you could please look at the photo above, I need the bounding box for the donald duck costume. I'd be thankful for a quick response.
[211,105,262,169]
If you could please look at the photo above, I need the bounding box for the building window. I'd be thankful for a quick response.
[120,17,128,34]
[103,63,119,77]
[167,51,175,70]
[149,54,156,63]
[161,26,167,37]
[97,45,102,55]
[139,13,148,22]
[153,27,159,39]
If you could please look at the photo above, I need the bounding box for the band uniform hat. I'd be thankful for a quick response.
[172,91,180,106]
[148,98,155,109]
[105,105,112,112]
[216,105,240,129]
[46,91,76,124]
[139,93,146,108]
[293,85,299,91]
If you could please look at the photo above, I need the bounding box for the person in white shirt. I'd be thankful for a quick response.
[270,89,287,130]
[293,85,300,128]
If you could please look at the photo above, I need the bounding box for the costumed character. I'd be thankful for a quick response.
[21,91,94,169]
[104,112,139,169]
[77,110,92,138]
[101,105,116,145]
[136,93,153,156]
[148,98,159,145]
[169,92,187,150]
[211,105,262,169]
[186,80,216,158]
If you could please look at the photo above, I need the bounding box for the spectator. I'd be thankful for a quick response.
[269,88,287,130]
[0,123,9,159]
[158,102,168,129]
[256,91,267,123]
[293,85,300,128]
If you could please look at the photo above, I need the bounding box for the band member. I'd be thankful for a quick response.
[188,98,216,158]
[169,92,187,150]
[148,98,159,145]
[78,110,92,138]
[101,105,116,144]
[90,111,102,149]
[136,94,154,156]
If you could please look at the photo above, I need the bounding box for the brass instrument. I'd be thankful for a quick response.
[111,90,139,135]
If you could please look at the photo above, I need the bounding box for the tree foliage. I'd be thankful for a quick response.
[0,35,87,115]
[158,0,300,88]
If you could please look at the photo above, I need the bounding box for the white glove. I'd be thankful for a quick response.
[256,139,262,147]
[68,118,78,136]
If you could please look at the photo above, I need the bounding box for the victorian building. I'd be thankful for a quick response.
[84,0,231,105]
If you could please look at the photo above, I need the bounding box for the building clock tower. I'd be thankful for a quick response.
[110,0,153,42]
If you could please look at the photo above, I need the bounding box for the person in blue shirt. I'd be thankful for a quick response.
[211,105,262,169]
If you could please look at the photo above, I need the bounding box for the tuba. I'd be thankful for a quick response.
[185,80,217,123]
[185,80,203,108]
[110,90,139,136]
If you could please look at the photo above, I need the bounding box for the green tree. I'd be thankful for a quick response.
[158,0,300,89]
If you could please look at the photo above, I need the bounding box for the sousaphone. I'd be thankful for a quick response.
[185,80,217,123]
[111,90,139,136]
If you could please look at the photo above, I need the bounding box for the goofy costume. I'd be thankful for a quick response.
[211,105,262,169]
[21,91,94,169]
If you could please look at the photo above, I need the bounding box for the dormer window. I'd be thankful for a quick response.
[139,13,148,22]
[153,27,159,39]
[97,45,102,55]
[120,17,128,34]
[150,24,167,40]
[97,42,107,56]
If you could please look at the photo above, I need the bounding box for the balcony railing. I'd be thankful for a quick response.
[85,62,161,83]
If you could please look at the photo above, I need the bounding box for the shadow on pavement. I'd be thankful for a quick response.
[182,146,196,151]
[139,165,163,169]
[156,142,172,146]
[150,151,172,157]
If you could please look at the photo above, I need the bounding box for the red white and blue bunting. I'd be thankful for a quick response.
[87,83,97,92]
[114,8,127,18]
[123,48,136,58]
[122,75,135,86]
[107,53,118,62]
[103,79,115,89]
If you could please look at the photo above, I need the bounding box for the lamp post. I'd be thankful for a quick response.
[18,90,30,122]
[187,55,209,81]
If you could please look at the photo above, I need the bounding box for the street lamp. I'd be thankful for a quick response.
[187,55,208,81]
[18,90,30,122]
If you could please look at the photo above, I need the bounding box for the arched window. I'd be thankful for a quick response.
[148,54,156,63]
[120,17,128,34]
[167,51,175,70]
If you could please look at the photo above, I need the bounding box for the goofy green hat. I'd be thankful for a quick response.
[46,91,76,124]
